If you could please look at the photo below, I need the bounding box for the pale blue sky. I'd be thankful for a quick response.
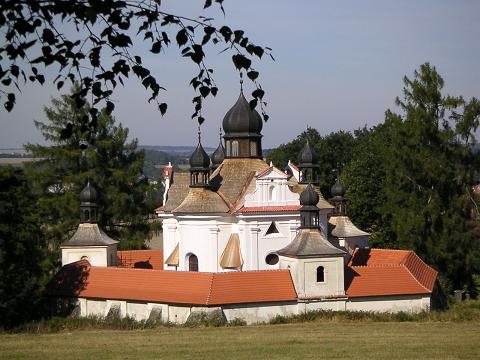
[1,0,479,149]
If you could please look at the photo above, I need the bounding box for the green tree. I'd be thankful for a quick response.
[381,63,480,294]
[0,167,49,329]
[25,86,154,251]
[342,124,394,248]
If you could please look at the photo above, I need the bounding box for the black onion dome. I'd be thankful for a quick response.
[222,92,263,135]
[299,184,319,206]
[190,142,210,169]
[331,178,346,197]
[211,141,225,167]
[80,180,97,203]
[298,140,318,165]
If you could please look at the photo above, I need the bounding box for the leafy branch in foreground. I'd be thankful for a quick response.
[0,0,273,137]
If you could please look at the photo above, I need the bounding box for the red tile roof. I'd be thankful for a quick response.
[237,205,302,213]
[155,206,165,213]
[117,250,164,270]
[345,248,437,298]
[49,262,297,306]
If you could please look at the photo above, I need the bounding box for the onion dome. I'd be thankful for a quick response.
[223,92,263,135]
[211,131,225,169]
[300,184,319,206]
[331,178,346,198]
[298,140,317,165]
[80,180,97,204]
[189,142,210,170]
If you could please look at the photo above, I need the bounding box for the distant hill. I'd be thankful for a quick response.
[140,145,215,156]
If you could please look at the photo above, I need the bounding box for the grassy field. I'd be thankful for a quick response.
[1,321,479,359]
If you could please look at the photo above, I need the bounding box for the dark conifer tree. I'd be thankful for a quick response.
[25,85,155,251]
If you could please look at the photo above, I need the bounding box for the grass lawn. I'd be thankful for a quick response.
[1,321,479,360]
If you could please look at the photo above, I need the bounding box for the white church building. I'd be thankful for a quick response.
[50,90,438,324]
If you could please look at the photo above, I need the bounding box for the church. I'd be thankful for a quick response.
[50,89,438,324]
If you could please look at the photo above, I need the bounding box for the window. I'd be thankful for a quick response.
[268,185,276,201]
[232,141,239,156]
[226,141,231,156]
[316,266,325,282]
[84,210,90,221]
[188,254,198,272]
[265,222,280,236]
[250,141,257,156]
[265,253,279,265]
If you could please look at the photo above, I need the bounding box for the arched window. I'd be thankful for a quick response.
[265,253,279,265]
[84,210,90,221]
[232,141,239,156]
[188,254,198,272]
[269,185,276,201]
[226,141,231,156]
[316,266,325,282]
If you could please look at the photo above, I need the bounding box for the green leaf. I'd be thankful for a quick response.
[159,102,167,115]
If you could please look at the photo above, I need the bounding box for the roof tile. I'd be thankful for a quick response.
[117,250,164,270]
[49,262,297,306]
[345,248,437,298]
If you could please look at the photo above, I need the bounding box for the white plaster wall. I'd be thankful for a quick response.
[280,256,345,298]
[301,299,347,312]
[126,302,148,321]
[168,305,191,324]
[222,302,298,324]
[347,295,431,313]
[162,217,178,271]
[84,299,107,316]
[303,257,345,298]
[62,247,108,267]
[75,295,432,324]
[177,216,236,272]
[240,215,300,271]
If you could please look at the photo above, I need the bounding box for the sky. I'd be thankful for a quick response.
[1,0,479,149]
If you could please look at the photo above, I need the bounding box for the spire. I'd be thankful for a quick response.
[80,180,98,223]
[189,126,210,188]
[330,176,347,216]
[298,140,319,184]
[240,71,244,93]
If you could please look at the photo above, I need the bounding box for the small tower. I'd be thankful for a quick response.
[330,177,347,216]
[298,140,319,184]
[189,128,211,188]
[278,184,345,299]
[60,181,119,267]
[211,128,225,171]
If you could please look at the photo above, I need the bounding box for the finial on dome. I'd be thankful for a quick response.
[240,71,244,92]
[197,124,201,144]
